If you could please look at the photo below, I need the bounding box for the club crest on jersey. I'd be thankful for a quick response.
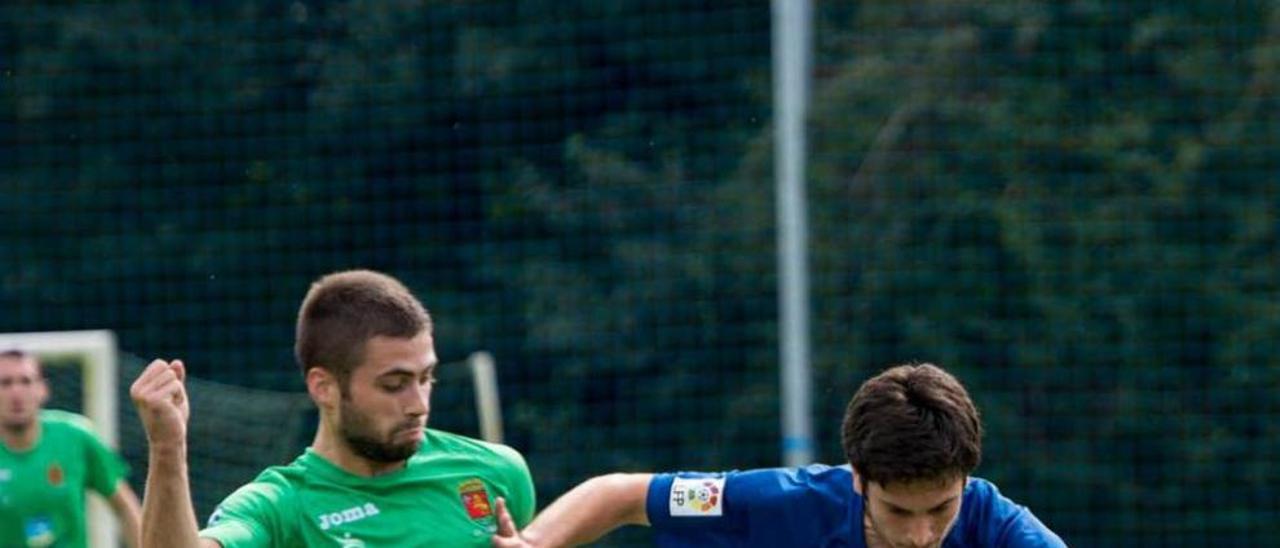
[458,479,493,520]
[46,463,64,487]
[669,477,723,517]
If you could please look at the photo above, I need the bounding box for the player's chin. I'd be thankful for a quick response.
[370,436,420,460]
[392,438,422,458]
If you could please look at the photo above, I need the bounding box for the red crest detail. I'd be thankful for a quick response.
[47,463,64,487]
[458,479,493,520]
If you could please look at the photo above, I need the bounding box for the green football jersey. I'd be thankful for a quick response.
[201,428,536,547]
[0,410,129,548]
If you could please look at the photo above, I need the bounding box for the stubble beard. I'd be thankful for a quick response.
[338,400,421,463]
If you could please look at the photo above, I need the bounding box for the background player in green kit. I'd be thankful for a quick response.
[130,269,536,548]
[0,349,142,548]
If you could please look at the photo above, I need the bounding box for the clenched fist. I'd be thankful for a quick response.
[130,359,191,450]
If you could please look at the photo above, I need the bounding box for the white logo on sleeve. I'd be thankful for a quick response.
[668,477,724,517]
[207,507,225,527]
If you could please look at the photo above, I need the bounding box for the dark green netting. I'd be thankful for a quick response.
[3,1,1277,544]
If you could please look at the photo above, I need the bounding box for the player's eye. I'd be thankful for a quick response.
[381,379,409,392]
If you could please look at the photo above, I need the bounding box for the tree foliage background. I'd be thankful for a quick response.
[2,1,1277,543]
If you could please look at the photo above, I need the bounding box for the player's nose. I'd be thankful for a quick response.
[902,518,936,548]
[404,382,430,417]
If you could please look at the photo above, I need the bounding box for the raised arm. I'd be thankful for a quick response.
[492,473,653,548]
[130,359,219,548]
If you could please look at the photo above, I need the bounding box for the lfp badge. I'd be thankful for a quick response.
[669,477,724,517]
[458,479,493,520]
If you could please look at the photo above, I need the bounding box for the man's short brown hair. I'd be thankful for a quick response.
[841,363,983,487]
[294,270,432,388]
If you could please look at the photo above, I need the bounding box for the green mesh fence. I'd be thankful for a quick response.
[2,1,1278,545]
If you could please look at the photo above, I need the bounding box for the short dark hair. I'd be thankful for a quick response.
[841,363,982,486]
[0,349,29,360]
[294,270,432,387]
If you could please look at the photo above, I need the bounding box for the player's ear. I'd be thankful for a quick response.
[306,367,339,408]
[851,467,864,496]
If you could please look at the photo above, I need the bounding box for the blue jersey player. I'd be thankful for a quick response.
[492,363,1065,547]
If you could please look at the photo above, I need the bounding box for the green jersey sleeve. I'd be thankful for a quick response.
[495,444,537,526]
[63,413,128,497]
[199,476,292,548]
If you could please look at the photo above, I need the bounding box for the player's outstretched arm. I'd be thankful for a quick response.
[492,473,653,548]
[108,480,143,548]
[130,359,217,548]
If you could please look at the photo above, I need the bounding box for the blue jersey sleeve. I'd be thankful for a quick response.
[954,478,1067,547]
[646,472,741,546]
[646,465,858,547]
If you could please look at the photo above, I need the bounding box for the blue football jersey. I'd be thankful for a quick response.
[646,464,1066,547]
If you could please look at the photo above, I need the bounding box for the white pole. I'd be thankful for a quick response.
[773,0,814,467]
[467,351,504,444]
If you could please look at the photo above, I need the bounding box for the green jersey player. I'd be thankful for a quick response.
[131,270,536,547]
[0,350,142,548]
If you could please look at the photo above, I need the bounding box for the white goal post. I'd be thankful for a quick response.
[0,330,119,548]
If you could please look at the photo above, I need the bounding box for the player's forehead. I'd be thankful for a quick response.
[0,355,39,377]
[353,333,437,378]
[870,476,965,510]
